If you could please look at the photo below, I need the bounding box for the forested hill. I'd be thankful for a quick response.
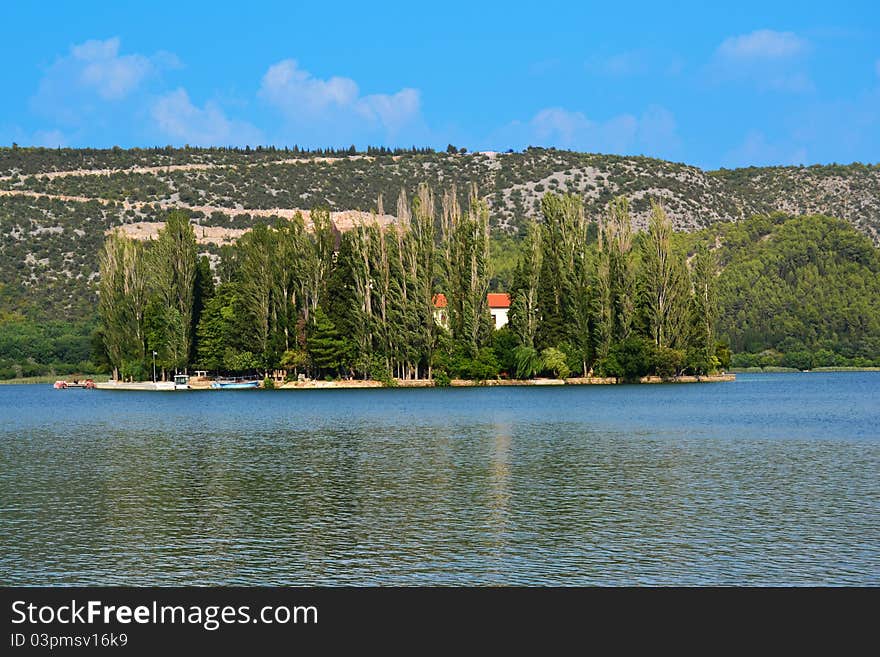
[1,145,878,320]
[685,213,880,369]
[0,144,879,378]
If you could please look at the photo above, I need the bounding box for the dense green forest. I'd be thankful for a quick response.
[686,213,880,368]
[93,189,726,383]
[2,202,879,379]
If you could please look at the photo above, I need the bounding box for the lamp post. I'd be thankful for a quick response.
[152,351,157,383]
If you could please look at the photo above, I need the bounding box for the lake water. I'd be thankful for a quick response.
[1,373,877,586]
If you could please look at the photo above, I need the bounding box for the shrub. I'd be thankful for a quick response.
[433,370,451,387]
[513,345,541,379]
[653,346,685,378]
[600,336,653,380]
[540,347,570,379]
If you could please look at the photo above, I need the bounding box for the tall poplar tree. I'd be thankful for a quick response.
[439,184,491,357]
[690,245,720,371]
[509,216,543,349]
[597,196,636,348]
[237,223,274,369]
[151,210,197,372]
[98,231,149,380]
[641,200,689,350]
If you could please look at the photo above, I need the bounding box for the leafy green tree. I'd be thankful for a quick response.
[151,210,198,372]
[224,348,257,372]
[652,345,685,378]
[689,245,719,371]
[541,346,570,379]
[513,344,542,379]
[191,254,215,362]
[98,231,150,379]
[595,196,636,360]
[491,326,518,376]
[145,299,187,377]
[237,224,275,369]
[441,184,492,357]
[600,336,653,380]
[195,284,239,371]
[508,217,542,349]
[535,193,587,351]
[641,201,689,350]
[307,307,351,377]
[280,348,310,377]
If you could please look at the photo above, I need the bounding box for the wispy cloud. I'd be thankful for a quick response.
[258,59,423,143]
[585,50,685,78]
[490,105,680,158]
[31,37,179,124]
[151,88,262,146]
[710,29,813,93]
[716,29,808,60]
[69,38,154,100]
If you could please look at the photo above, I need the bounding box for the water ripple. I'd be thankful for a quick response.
[1,373,878,585]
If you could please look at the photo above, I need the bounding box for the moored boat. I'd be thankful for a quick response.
[53,379,95,389]
[94,380,175,391]
[210,378,260,389]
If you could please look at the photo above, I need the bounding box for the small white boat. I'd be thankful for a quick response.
[95,381,175,391]
[210,378,260,389]
[174,374,190,390]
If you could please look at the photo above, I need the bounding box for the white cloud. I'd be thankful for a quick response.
[151,88,262,146]
[32,37,178,124]
[717,29,808,60]
[69,37,153,100]
[258,59,422,141]
[491,105,680,158]
[710,29,812,93]
[260,60,358,112]
[355,88,421,133]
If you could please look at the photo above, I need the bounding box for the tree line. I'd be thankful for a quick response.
[96,188,727,383]
[506,194,725,380]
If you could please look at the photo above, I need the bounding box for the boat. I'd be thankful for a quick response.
[95,380,175,391]
[174,374,190,390]
[210,377,260,389]
[53,379,96,389]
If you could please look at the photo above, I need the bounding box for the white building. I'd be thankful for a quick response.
[433,293,511,330]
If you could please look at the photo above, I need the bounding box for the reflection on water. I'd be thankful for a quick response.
[1,373,878,585]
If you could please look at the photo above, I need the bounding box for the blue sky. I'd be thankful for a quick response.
[1,1,878,168]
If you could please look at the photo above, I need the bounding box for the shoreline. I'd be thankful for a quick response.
[729,366,880,373]
[278,373,737,389]
[3,369,875,387]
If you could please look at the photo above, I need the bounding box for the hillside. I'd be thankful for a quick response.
[0,146,879,377]
[685,213,880,367]
[2,147,879,235]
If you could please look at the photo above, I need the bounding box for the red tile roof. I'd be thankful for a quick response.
[433,293,510,308]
